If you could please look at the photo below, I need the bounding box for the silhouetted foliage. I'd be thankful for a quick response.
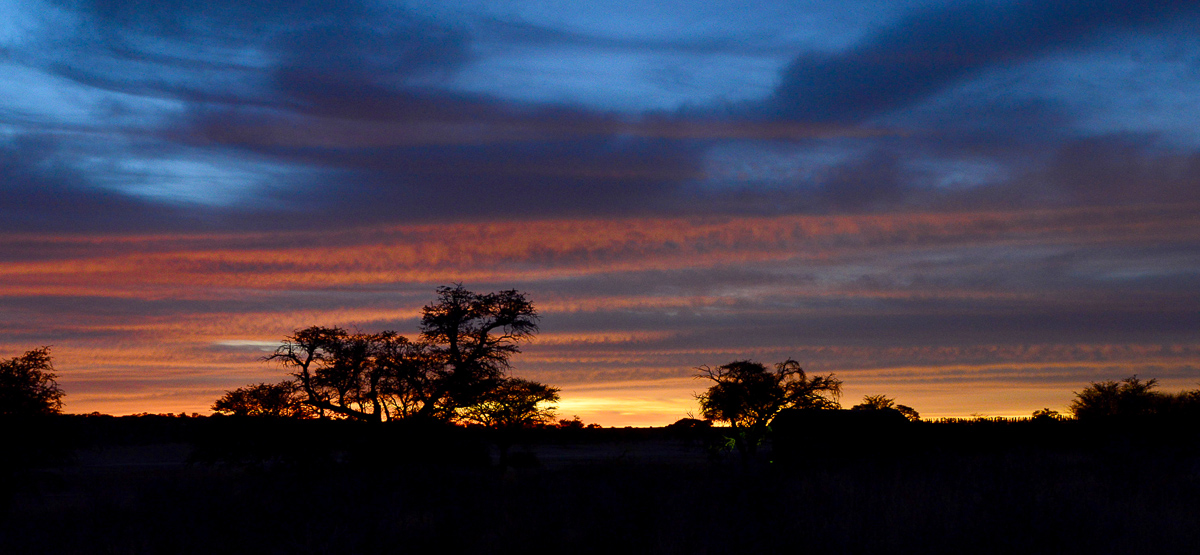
[212,381,311,418]
[1031,407,1062,421]
[851,394,920,421]
[420,285,539,413]
[696,359,841,455]
[1070,375,1161,420]
[265,285,540,423]
[458,377,559,429]
[557,416,585,430]
[266,327,417,421]
[0,347,64,417]
[1161,388,1200,420]
[1070,375,1200,422]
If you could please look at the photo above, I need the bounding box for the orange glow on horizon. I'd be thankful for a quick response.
[3,206,1199,426]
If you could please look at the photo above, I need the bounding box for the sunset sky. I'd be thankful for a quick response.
[2,0,1199,425]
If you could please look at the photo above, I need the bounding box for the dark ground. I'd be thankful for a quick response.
[2,414,1198,555]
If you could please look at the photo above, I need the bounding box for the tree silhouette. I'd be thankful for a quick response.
[696,359,841,456]
[459,377,559,429]
[1070,376,1200,421]
[1031,407,1061,421]
[1069,375,1161,420]
[212,381,311,418]
[557,416,586,430]
[0,347,64,417]
[267,327,391,421]
[416,284,539,419]
[851,394,920,421]
[263,285,540,423]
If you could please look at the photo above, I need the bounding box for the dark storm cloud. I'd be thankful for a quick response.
[772,0,1200,123]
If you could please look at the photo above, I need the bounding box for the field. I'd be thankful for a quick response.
[2,415,1199,554]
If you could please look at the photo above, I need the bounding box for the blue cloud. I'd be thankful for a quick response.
[772,0,1200,122]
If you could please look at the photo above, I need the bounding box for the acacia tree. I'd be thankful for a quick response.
[266,326,379,421]
[851,394,920,421]
[415,285,539,420]
[696,359,841,455]
[0,347,65,417]
[258,285,543,423]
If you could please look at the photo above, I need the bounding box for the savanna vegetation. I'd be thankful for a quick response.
[0,346,64,417]
[211,285,559,428]
[2,287,1199,554]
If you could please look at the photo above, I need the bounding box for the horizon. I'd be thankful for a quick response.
[3,0,1199,427]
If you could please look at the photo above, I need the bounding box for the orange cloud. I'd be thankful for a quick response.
[5,204,1196,297]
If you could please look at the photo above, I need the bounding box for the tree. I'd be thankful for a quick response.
[1069,375,1161,420]
[851,394,920,421]
[212,381,311,418]
[416,284,539,419]
[458,377,559,429]
[558,416,586,430]
[0,347,65,417]
[696,359,841,455]
[1031,407,1061,421]
[267,326,388,421]
[1070,376,1200,422]
[263,285,540,423]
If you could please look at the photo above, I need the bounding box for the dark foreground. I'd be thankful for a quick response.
[2,415,1198,555]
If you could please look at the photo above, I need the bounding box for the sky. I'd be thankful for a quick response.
[2,0,1199,425]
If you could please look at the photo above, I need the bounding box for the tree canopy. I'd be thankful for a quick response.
[851,394,920,421]
[1070,375,1200,421]
[245,284,547,424]
[457,377,559,429]
[1069,375,1160,420]
[212,381,311,418]
[697,359,842,428]
[0,347,65,417]
[696,359,841,455]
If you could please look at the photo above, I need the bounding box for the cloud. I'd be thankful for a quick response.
[0,135,197,233]
[8,0,1192,232]
[1033,136,1200,206]
[772,0,1200,123]
[0,0,717,228]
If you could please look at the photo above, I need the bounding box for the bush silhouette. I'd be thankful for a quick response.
[0,347,64,417]
[1070,376,1160,420]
